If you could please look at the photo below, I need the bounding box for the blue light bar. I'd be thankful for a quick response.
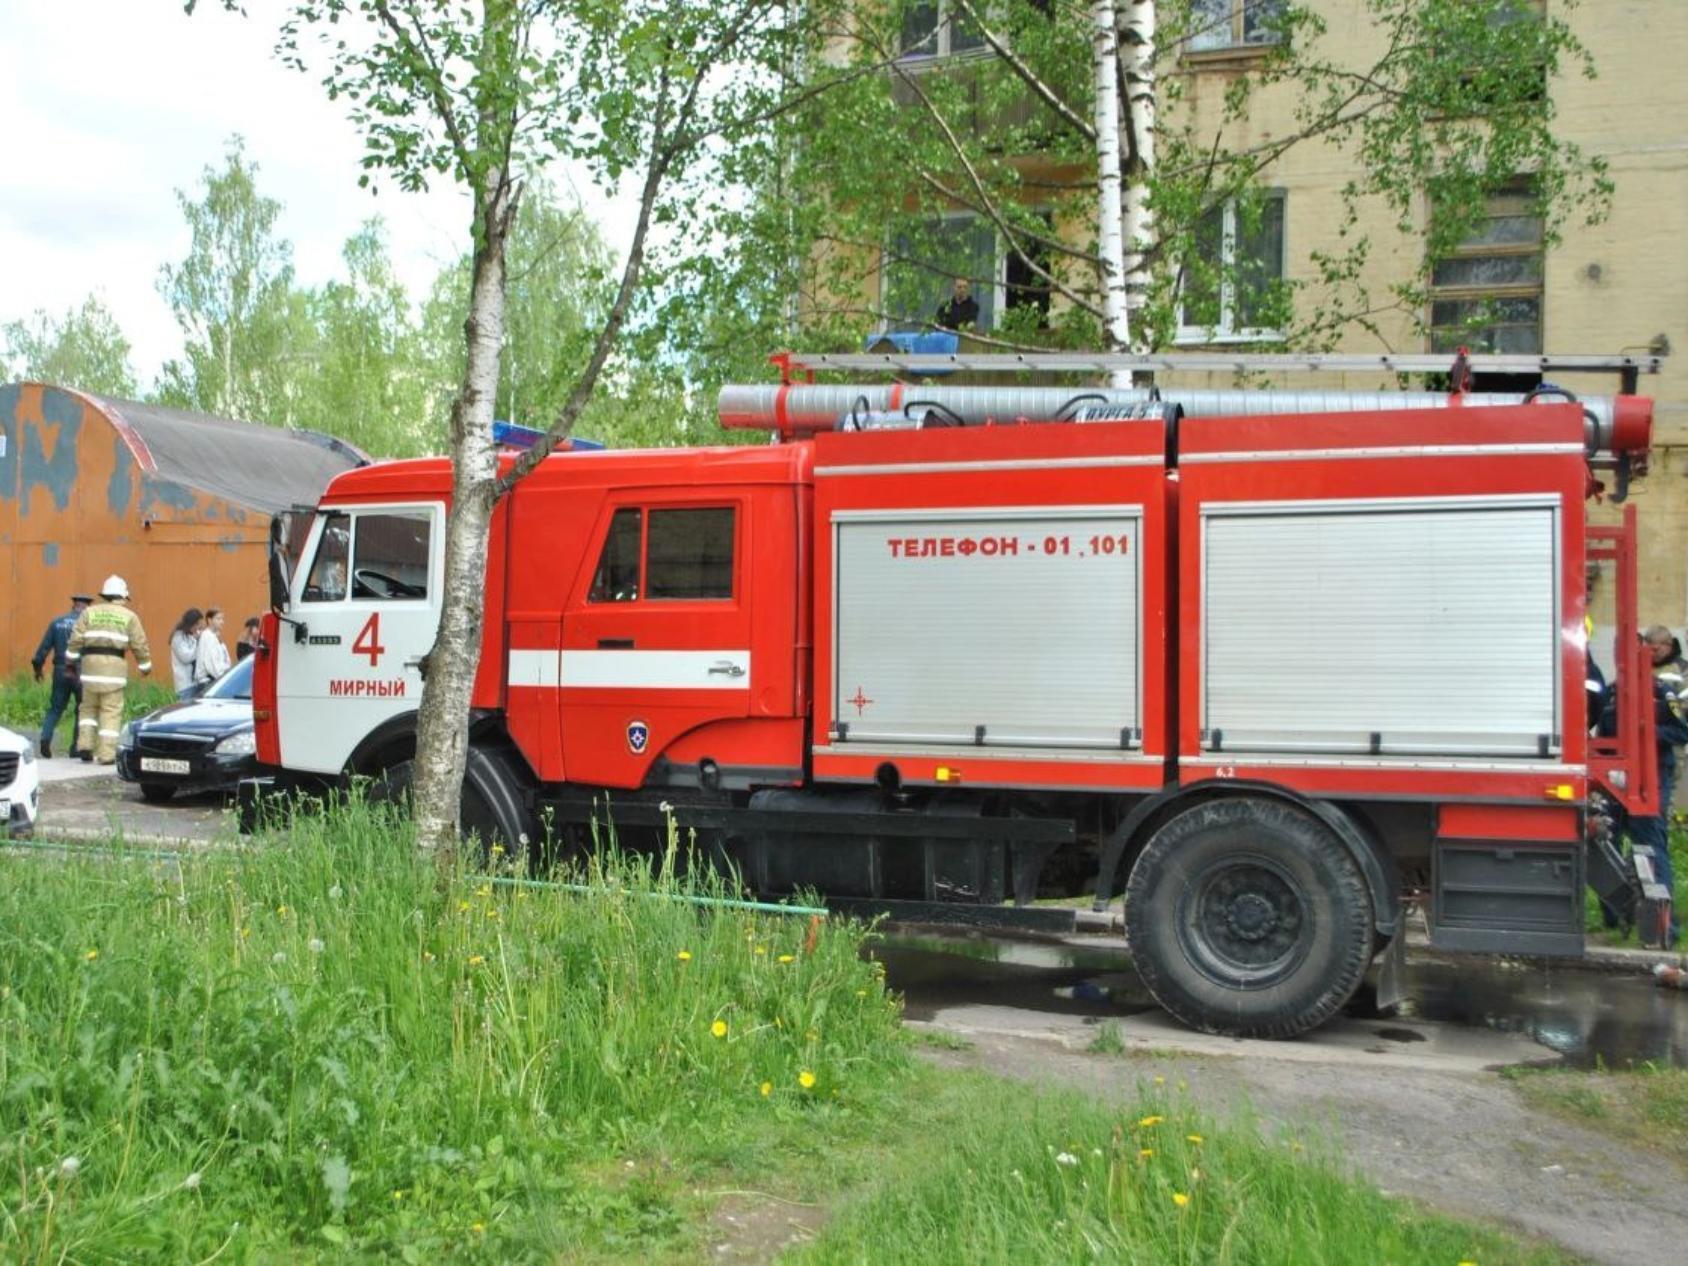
[492,420,605,451]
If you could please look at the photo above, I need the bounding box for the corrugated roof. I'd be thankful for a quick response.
[88,394,369,514]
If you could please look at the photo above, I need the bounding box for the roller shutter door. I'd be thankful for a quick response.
[1202,499,1559,757]
[834,506,1140,749]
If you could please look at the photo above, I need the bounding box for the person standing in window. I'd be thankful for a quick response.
[194,607,232,689]
[935,277,979,331]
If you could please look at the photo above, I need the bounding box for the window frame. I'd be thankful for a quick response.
[1183,0,1287,59]
[879,208,1005,333]
[584,499,742,607]
[297,503,440,606]
[1426,183,1544,356]
[897,0,992,63]
[1174,190,1288,345]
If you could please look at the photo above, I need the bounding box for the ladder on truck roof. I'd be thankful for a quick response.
[722,350,1657,484]
[769,349,1662,392]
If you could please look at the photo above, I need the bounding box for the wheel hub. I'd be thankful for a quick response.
[1225,891,1277,942]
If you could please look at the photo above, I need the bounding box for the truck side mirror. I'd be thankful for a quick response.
[268,514,291,613]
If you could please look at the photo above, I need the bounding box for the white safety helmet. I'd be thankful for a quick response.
[100,574,130,600]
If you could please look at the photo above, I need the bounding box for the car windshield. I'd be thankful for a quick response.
[203,656,254,701]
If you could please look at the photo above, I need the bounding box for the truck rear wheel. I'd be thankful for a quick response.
[1124,797,1374,1039]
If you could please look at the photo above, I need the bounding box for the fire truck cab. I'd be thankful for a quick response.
[253,351,1662,1039]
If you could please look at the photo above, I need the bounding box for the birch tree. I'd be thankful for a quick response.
[204,0,848,852]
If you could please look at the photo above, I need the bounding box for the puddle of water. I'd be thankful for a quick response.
[1399,959,1688,1070]
[873,930,1688,1068]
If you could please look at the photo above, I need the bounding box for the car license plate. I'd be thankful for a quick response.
[140,758,192,775]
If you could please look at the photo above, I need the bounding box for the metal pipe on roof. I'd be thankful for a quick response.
[715,384,1653,456]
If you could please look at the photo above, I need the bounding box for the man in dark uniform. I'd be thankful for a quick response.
[934,277,980,331]
[31,593,93,758]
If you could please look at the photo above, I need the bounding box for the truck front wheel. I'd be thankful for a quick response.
[371,743,539,866]
[1124,797,1374,1039]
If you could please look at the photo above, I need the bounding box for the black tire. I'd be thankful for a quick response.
[1124,796,1374,1039]
[139,782,177,804]
[370,744,539,866]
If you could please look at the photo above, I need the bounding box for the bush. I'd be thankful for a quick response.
[0,801,903,1258]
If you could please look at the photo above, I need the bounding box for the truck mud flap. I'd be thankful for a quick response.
[1430,837,1585,956]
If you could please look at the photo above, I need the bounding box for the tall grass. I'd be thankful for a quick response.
[0,800,903,1259]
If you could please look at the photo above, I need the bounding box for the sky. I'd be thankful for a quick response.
[0,0,632,391]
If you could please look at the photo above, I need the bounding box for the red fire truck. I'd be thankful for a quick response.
[251,351,1662,1038]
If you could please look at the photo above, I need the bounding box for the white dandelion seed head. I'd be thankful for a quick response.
[184,1171,202,1190]
[272,952,287,965]
[308,938,325,955]
[328,885,343,901]
[58,1156,80,1179]
[1055,1152,1079,1167]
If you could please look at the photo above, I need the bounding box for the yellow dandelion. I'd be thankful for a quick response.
[1139,1148,1154,1159]
[1186,1134,1203,1144]
[805,1029,819,1041]
[240,926,251,940]
[711,1019,728,1038]
[486,908,500,921]
[393,1189,406,1201]
[1138,1115,1163,1128]
[491,845,505,856]
[855,989,868,998]
[1457,1261,1477,1266]
[777,954,795,963]
[798,1070,816,1089]
[760,1081,772,1098]
[754,946,767,956]
[467,954,486,966]
[458,901,471,913]
[276,905,288,917]
[1153,1076,1165,1085]
[1172,1192,1189,1209]
[471,1222,486,1234]
[423,951,435,962]
[677,950,692,962]
[84,949,99,962]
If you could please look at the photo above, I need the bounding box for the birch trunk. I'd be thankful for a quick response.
[1092,0,1131,387]
[1118,0,1157,344]
[410,173,517,856]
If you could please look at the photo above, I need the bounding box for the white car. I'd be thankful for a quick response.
[0,725,41,837]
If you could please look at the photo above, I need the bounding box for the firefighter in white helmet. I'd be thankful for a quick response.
[65,575,153,764]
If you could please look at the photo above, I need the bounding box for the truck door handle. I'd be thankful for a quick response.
[598,638,635,649]
[708,661,746,678]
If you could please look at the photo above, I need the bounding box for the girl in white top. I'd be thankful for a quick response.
[171,607,205,699]
[194,607,232,687]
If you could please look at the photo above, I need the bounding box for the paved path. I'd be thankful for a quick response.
[31,757,230,844]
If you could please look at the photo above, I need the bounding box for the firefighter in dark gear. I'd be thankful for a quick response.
[31,593,93,758]
[65,575,153,764]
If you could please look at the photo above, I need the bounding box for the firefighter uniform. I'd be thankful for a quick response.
[65,577,153,764]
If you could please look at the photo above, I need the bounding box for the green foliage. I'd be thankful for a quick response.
[1507,1063,1688,1171]
[155,136,304,423]
[795,1074,1570,1265]
[710,0,1612,355]
[0,800,903,1258]
[1,295,140,398]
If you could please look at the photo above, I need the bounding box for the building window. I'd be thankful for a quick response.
[899,0,986,60]
[882,214,999,332]
[1428,185,1543,355]
[1176,193,1286,343]
[1188,0,1285,52]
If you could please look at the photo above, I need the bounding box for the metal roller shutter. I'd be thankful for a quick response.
[834,506,1140,749]
[1202,498,1559,757]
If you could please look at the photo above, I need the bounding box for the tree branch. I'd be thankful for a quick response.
[949,0,1096,143]
[370,0,476,180]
